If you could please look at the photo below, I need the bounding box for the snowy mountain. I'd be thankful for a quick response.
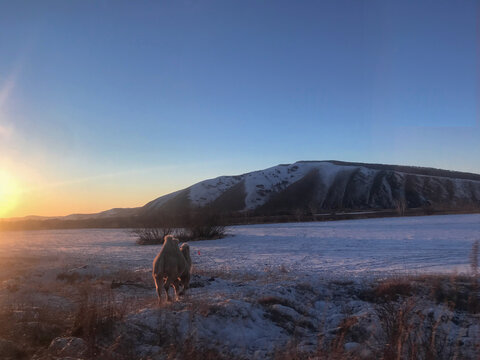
[5,161,480,226]
[141,160,480,216]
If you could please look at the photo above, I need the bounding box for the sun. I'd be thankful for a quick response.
[0,171,19,217]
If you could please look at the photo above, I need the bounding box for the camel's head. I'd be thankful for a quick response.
[180,243,191,262]
[163,234,179,246]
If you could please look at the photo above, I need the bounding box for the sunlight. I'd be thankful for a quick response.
[0,170,19,217]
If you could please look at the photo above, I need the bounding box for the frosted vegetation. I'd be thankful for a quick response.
[0,214,479,359]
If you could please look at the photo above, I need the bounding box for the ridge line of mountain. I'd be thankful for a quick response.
[3,160,480,223]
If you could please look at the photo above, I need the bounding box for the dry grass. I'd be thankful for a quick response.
[3,273,479,360]
[163,333,235,360]
[0,255,53,283]
[273,316,360,360]
[0,261,155,359]
[272,295,473,360]
[373,277,414,301]
[70,286,130,356]
[1,248,480,359]
[358,274,480,314]
[375,299,417,359]
[0,300,69,358]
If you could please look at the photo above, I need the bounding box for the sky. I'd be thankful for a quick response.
[0,0,478,217]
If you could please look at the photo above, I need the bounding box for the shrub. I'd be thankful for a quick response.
[358,277,414,303]
[375,299,416,359]
[374,277,414,301]
[133,227,172,245]
[133,213,175,245]
[71,287,128,357]
[179,213,226,241]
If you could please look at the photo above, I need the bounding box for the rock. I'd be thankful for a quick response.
[0,338,25,359]
[271,304,301,321]
[48,337,88,357]
[314,300,329,312]
[344,342,360,352]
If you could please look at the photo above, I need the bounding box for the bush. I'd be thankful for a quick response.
[180,213,226,241]
[133,213,175,245]
[71,288,128,357]
[375,299,417,359]
[133,227,172,245]
[133,211,226,244]
[374,277,414,302]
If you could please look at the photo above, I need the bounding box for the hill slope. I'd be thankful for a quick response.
[142,160,480,216]
[3,161,480,228]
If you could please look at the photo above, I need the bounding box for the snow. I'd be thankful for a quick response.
[241,162,356,210]
[2,214,480,359]
[189,175,242,206]
[183,161,363,210]
[143,188,184,210]
[182,160,480,211]
[1,214,479,276]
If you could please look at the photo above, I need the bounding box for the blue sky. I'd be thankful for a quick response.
[0,0,478,216]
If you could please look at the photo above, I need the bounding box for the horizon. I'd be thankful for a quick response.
[1,0,479,218]
[3,158,480,220]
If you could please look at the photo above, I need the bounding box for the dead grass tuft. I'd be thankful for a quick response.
[165,336,233,360]
[374,277,414,302]
[258,295,295,308]
[0,301,69,357]
[70,285,131,357]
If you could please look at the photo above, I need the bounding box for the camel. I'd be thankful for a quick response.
[178,243,192,295]
[152,235,188,302]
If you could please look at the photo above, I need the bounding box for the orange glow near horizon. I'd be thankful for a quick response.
[2,187,149,219]
[0,171,180,219]
[2,189,152,219]
[0,170,20,217]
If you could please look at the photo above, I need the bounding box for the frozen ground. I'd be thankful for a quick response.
[0,214,479,359]
[1,214,479,276]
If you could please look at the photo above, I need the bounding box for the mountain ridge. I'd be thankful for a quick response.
[143,160,480,217]
[3,160,480,223]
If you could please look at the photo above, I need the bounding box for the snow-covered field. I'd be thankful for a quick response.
[0,214,479,359]
[1,214,479,276]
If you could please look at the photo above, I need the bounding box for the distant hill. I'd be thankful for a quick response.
[2,161,480,230]
[141,160,480,216]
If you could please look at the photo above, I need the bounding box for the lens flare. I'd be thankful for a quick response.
[0,171,19,217]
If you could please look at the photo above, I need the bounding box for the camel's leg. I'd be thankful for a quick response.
[164,277,173,302]
[178,275,188,295]
[183,273,190,291]
[153,274,162,303]
[172,278,182,299]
